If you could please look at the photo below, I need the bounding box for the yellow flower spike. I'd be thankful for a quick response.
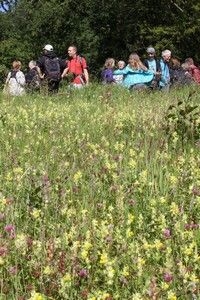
[61,273,72,288]
[106,265,115,279]
[31,208,41,219]
[73,170,82,184]
[190,273,199,283]
[83,241,92,251]
[81,249,88,260]
[28,291,45,300]
[170,202,179,215]
[128,158,136,168]
[160,197,167,204]
[167,291,177,300]
[0,197,7,210]
[121,266,130,277]
[153,239,163,250]
[14,234,27,251]
[43,266,53,275]
[126,228,134,238]
[169,175,178,186]
[127,213,134,225]
[99,252,108,265]
[161,282,169,290]
[0,257,4,266]
[129,149,136,157]
[132,293,143,300]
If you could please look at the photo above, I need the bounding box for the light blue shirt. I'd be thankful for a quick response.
[159,59,170,87]
[113,65,154,88]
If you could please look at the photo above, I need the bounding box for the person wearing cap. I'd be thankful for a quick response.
[37,44,64,93]
[143,46,161,89]
[61,45,89,88]
[159,49,171,91]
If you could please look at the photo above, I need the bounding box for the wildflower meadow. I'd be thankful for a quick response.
[0,85,200,300]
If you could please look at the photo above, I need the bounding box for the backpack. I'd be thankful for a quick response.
[10,70,18,80]
[26,68,41,91]
[44,57,61,81]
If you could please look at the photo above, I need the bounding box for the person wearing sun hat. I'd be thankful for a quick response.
[143,46,161,89]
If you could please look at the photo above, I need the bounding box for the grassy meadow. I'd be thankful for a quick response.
[0,84,200,300]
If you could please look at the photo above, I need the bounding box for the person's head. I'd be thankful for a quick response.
[117,60,126,69]
[128,53,146,70]
[185,57,194,66]
[181,62,190,71]
[146,46,156,59]
[171,58,181,69]
[43,44,53,53]
[28,60,37,69]
[68,45,77,58]
[104,58,115,69]
[12,60,22,71]
[162,49,171,62]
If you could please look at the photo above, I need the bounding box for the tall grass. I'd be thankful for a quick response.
[0,85,200,299]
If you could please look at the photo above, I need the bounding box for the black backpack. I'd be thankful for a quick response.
[44,57,61,81]
[10,70,18,79]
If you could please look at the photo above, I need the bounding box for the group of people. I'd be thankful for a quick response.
[101,47,200,91]
[3,44,200,96]
[3,44,89,96]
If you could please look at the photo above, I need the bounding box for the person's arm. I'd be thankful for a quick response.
[5,72,11,84]
[36,66,44,79]
[83,68,89,85]
[113,66,129,75]
[61,67,69,78]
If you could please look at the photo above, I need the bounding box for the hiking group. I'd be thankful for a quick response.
[101,47,200,91]
[3,44,200,96]
[3,44,89,96]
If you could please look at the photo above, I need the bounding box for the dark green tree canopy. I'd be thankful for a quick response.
[0,0,200,82]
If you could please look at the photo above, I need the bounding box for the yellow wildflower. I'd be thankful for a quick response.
[28,291,45,300]
[167,291,177,300]
[73,170,82,183]
[0,257,4,266]
[43,266,53,275]
[31,208,41,219]
[170,202,179,215]
[100,252,108,265]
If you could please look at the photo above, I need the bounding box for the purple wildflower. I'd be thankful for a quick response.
[163,272,173,282]
[163,228,171,239]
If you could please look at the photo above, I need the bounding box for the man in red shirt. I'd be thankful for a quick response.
[61,45,89,88]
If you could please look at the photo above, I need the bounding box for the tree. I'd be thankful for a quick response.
[1,0,200,84]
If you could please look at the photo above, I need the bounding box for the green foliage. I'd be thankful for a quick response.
[1,0,200,82]
[164,92,200,144]
[0,86,200,299]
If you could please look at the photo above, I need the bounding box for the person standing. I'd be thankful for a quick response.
[25,60,41,93]
[143,46,161,89]
[37,44,63,94]
[4,60,26,96]
[61,45,89,88]
[184,57,200,84]
[159,49,171,91]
